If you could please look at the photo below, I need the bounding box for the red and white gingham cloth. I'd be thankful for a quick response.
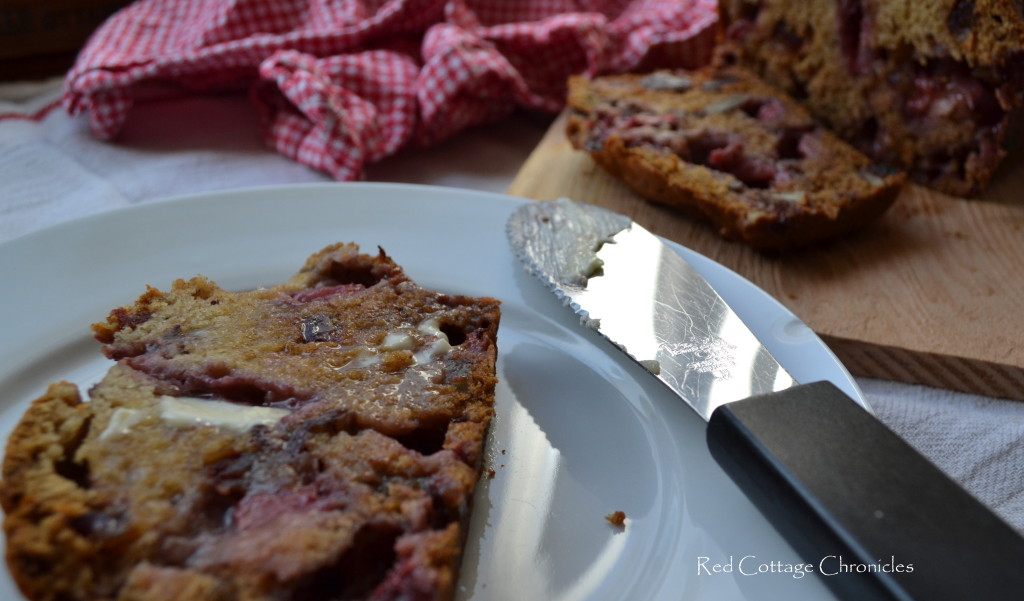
[63,0,717,179]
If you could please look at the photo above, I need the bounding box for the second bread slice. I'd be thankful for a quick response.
[566,66,905,251]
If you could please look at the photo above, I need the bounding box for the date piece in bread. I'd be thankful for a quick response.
[1,243,500,601]
[718,0,1024,197]
[566,66,905,251]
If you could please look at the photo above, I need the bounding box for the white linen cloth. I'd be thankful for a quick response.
[3,77,1024,534]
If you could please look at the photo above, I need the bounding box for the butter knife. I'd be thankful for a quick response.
[506,198,1024,601]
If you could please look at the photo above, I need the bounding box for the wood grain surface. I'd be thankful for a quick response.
[507,112,1024,401]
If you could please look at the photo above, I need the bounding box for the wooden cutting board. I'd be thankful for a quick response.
[507,112,1024,402]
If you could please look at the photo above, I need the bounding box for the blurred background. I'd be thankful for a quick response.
[0,1,129,81]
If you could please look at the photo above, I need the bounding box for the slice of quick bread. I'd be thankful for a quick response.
[566,66,905,251]
[1,243,500,601]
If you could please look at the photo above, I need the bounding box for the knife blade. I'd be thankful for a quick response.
[506,198,1024,601]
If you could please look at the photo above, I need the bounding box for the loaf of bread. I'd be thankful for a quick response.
[1,243,500,601]
[718,0,1024,196]
[566,65,905,251]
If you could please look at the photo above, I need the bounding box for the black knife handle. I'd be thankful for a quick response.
[707,380,1024,601]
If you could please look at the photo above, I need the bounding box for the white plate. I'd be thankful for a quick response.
[0,183,862,601]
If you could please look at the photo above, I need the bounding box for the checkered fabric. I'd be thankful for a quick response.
[64,0,717,180]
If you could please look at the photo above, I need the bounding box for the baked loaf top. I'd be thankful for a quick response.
[1,243,500,601]
[718,0,1024,196]
[566,66,905,251]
